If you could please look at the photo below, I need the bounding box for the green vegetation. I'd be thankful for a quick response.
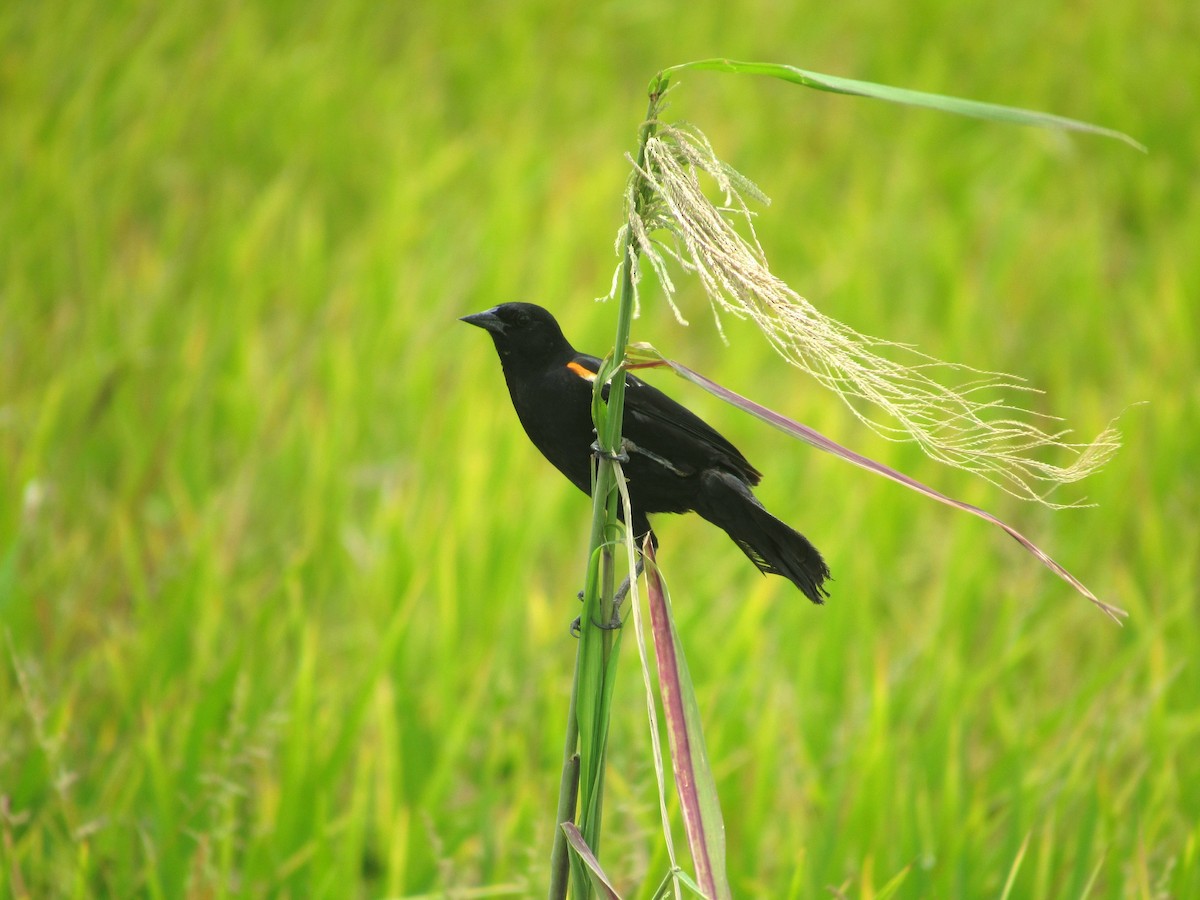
[2,1,1195,897]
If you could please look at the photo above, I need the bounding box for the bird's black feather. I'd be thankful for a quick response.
[462,302,830,604]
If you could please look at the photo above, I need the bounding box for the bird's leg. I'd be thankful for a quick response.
[568,592,627,635]
[611,553,646,608]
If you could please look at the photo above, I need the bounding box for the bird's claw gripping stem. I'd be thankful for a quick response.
[570,554,646,637]
[591,439,630,464]
[569,611,623,637]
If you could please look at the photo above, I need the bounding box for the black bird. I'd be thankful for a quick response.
[462,302,830,604]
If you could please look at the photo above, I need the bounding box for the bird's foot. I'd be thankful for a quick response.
[590,439,630,464]
[570,554,646,637]
[569,610,623,638]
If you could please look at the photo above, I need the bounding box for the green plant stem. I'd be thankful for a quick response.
[547,655,582,899]
[547,73,669,900]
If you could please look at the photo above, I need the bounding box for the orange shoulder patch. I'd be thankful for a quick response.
[566,361,597,381]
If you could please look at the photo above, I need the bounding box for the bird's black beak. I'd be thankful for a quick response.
[460,308,505,334]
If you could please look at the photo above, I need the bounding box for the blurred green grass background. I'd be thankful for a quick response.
[2,0,1196,897]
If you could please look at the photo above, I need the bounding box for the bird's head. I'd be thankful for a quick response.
[460,302,574,368]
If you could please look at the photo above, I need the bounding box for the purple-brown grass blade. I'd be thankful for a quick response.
[644,537,733,900]
[628,349,1127,623]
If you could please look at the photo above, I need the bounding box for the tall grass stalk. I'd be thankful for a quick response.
[549,75,670,900]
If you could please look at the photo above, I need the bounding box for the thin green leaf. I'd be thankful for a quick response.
[644,537,732,900]
[576,548,604,753]
[666,58,1145,151]
[576,543,618,859]
[561,823,623,899]
[626,347,1127,623]
[613,465,680,881]
[670,869,707,897]
[650,867,708,899]
[874,864,914,900]
[999,832,1033,900]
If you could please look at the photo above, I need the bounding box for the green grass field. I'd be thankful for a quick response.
[3,1,1197,897]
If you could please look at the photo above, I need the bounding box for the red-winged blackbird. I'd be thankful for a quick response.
[462,302,830,604]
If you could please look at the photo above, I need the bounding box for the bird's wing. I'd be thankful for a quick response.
[572,354,763,486]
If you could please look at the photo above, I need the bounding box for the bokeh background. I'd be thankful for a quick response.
[2,1,1197,897]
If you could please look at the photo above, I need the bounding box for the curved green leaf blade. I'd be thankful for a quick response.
[561,823,623,899]
[666,58,1145,151]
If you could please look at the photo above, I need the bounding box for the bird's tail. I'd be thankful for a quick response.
[694,470,831,604]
